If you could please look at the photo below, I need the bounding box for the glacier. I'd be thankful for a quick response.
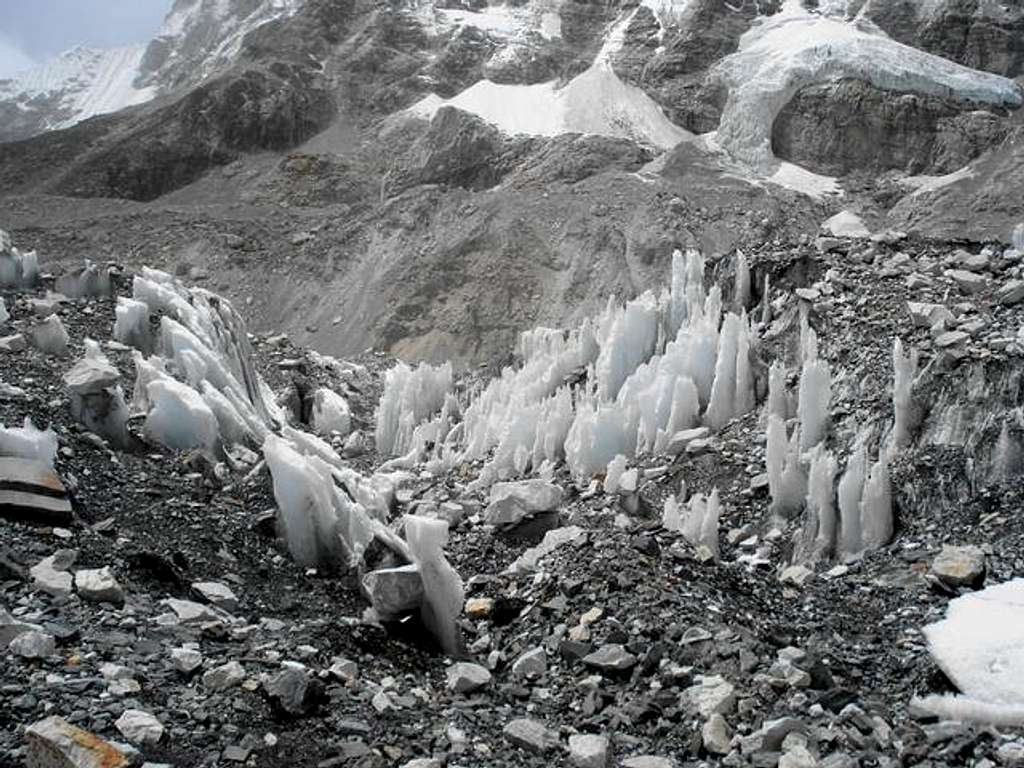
[711,5,1024,171]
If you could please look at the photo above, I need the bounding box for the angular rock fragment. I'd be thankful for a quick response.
[25,715,132,768]
[114,710,163,746]
[948,269,988,294]
[512,647,547,680]
[702,712,732,754]
[0,608,42,646]
[170,647,203,675]
[503,718,558,753]
[507,526,585,574]
[906,302,954,329]
[621,758,676,768]
[484,479,563,528]
[30,550,77,597]
[0,333,26,353]
[10,629,55,659]
[997,279,1024,305]
[362,565,424,621]
[930,545,986,589]
[446,662,491,693]
[191,581,239,612]
[75,567,125,605]
[582,644,637,673]
[263,663,323,716]
[685,675,736,717]
[63,341,130,448]
[203,661,246,691]
[0,458,72,525]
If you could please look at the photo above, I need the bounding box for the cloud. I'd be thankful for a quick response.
[0,1,169,61]
[0,34,35,79]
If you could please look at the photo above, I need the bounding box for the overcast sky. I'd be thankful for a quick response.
[0,0,169,76]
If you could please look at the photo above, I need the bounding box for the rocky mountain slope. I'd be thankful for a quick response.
[0,0,1022,366]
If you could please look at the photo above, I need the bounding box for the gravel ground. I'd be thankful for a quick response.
[2,231,1024,767]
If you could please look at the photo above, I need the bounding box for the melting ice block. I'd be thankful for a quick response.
[917,579,1024,724]
[405,515,465,656]
[0,418,58,467]
[28,315,69,356]
[113,297,152,353]
[144,379,219,455]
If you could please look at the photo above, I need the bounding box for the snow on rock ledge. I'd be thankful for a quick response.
[409,9,690,151]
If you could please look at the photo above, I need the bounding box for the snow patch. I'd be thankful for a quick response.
[922,579,1024,717]
[410,10,690,151]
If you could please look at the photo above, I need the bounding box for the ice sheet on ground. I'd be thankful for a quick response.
[921,579,1024,717]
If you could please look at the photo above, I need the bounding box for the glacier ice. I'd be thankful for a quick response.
[451,247,761,483]
[837,440,866,556]
[312,388,352,437]
[262,433,406,572]
[794,444,837,563]
[200,381,257,448]
[767,361,788,420]
[0,230,39,289]
[604,454,628,495]
[733,251,751,311]
[892,338,919,449]
[144,378,220,456]
[405,514,465,656]
[375,361,453,456]
[797,358,831,451]
[132,269,282,431]
[0,417,58,466]
[859,451,892,551]
[1014,223,1024,252]
[711,7,1023,171]
[767,414,806,519]
[595,292,660,401]
[55,260,113,299]
[113,297,152,353]
[264,435,350,569]
[915,579,1024,725]
[279,425,395,522]
[63,340,130,447]
[28,315,69,356]
[0,297,8,325]
[676,488,721,561]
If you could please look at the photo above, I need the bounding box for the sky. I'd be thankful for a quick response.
[0,0,169,77]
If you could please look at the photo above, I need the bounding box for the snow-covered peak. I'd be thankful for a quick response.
[0,45,152,131]
[0,0,305,142]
